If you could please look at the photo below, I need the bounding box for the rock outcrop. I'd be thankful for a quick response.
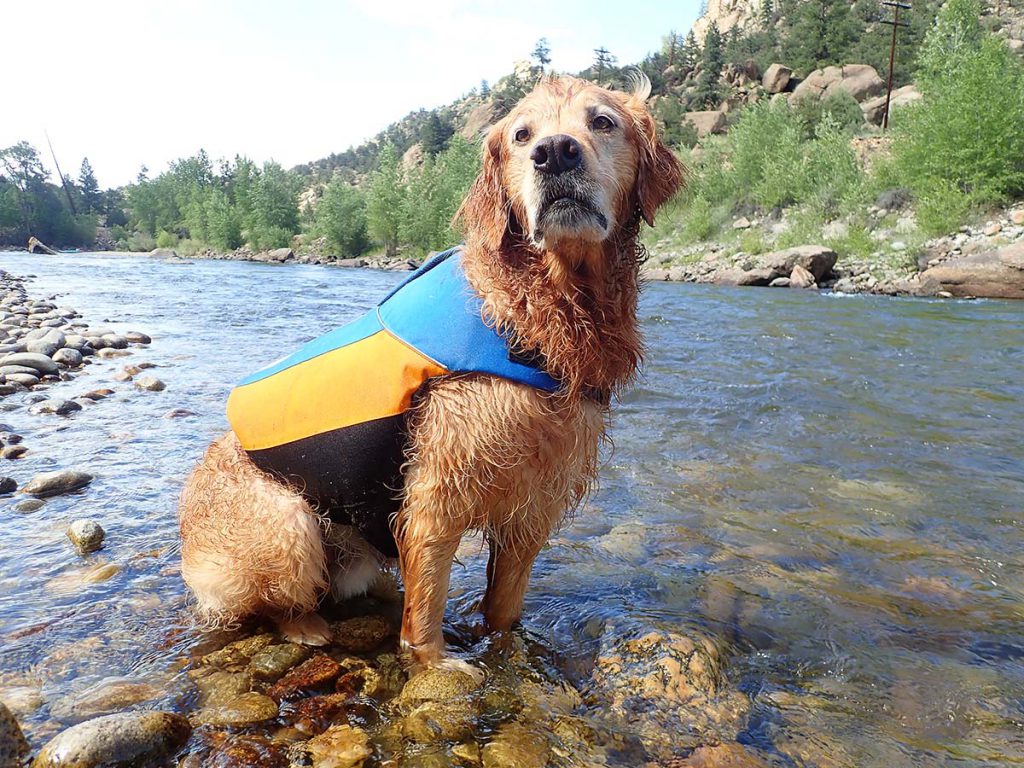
[790,64,885,104]
[861,84,922,125]
[919,241,1024,299]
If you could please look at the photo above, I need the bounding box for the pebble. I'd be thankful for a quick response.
[31,711,191,768]
[190,692,279,726]
[80,389,113,401]
[52,348,83,368]
[67,519,105,554]
[331,615,392,653]
[112,371,133,382]
[6,373,39,387]
[13,499,43,513]
[249,643,311,682]
[30,399,83,416]
[1,445,27,460]
[22,470,93,498]
[302,725,371,768]
[0,477,15,494]
[134,376,166,392]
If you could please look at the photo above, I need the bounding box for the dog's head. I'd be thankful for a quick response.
[458,74,683,254]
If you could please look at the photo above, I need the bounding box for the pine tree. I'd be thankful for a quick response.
[531,38,552,74]
[593,46,617,82]
[78,158,101,213]
[783,0,863,73]
[419,113,454,157]
[693,22,725,108]
[683,31,700,71]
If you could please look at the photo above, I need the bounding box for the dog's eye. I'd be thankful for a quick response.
[591,115,615,132]
[513,127,531,144]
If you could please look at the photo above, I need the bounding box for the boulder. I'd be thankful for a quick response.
[714,268,776,287]
[684,110,727,138]
[67,519,105,554]
[919,241,1024,299]
[761,245,838,282]
[791,64,884,104]
[789,264,817,288]
[761,63,792,94]
[0,352,59,375]
[266,248,294,262]
[31,711,190,768]
[22,470,93,498]
[148,248,178,259]
[861,84,922,125]
[1,701,29,767]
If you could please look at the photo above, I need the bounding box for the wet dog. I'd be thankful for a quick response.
[179,74,682,666]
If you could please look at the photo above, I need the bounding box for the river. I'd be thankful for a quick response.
[0,251,1022,766]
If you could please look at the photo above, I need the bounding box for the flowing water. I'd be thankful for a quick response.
[0,251,1022,766]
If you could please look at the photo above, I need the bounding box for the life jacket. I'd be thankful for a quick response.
[226,247,559,557]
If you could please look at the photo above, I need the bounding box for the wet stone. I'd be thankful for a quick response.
[288,692,353,735]
[2,445,28,460]
[6,373,39,387]
[402,700,477,743]
[14,499,43,513]
[49,678,161,722]
[303,724,371,768]
[2,433,22,445]
[112,371,132,382]
[97,348,130,359]
[268,654,344,702]
[201,734,289,768]
[191,692,280,727]
[30,399,82,416]
[249,643,312,681]
[125,331,151,344]
[22,470,93,498]
[673,742,773,767]
[397,667,480,709]
[31,711,191,768]
[52,348,83,368]
[80,389,113,401]
[67,519,105,554]
[0,352,59,375]
[0,477,15,494]
[340,653,404,701]
[332,615,392,653]
[191,670,254,708]
[0,700,29,768]
[134,376,166,392]
[481,721,550,768]
[200,633,276,667]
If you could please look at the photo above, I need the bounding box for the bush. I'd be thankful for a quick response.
[914,179,973,236]
[126,231,156,252]
[793,90,865,138]
[315,179,369,257]
[155,230,178,249]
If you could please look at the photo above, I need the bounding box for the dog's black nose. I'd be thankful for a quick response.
[531,134,582,175]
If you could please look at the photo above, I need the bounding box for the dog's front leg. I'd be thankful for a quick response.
[395,510,462,666]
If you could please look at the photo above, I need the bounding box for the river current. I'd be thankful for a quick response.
[0,251,1022,765]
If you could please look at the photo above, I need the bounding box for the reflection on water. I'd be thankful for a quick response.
[0,252,1022,765]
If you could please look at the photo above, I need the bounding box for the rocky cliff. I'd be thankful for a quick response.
[692,0,764,43]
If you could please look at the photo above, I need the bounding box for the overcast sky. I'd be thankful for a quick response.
[3,0,700,189]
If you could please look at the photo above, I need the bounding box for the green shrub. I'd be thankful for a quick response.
[126,231,156,252]
[915,179,973,236]
[155,230,178,249]
[315,178,369,257]
[683,196,715,241]
[794,90,865,139]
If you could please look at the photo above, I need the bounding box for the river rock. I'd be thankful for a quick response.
[2,445,28,459]
[481,721,550,768]
[101,334,128,349]
[762,244,837,281]
[675,743,773,767]
[789,264,816,288]
[0,364,46,377]
[191,691,279,726]
[331,615,392,653]
[15,498,44,512]
[248,643,311,681]
[6,373,39,387]
[199,633,275,667]
[589,627,749,757]
[80,389,114,401]
[714,268,776,287]
[303,724,371,768]
[67,519,105,554]
[53,348,83,368]
[267,654,343,702]
[134,376,166,392]
[31,711,191,768]
[919,241,1024,299]
[402,699,477,743]
[289,693,354,734]
[0,701,29,768]
[397,667,480,709]
[22,470,93,498]
[0,477,15,494]
[50,679,161,722]
[1,352,59,375]
[31,399,83,416]
[124,331,151,344]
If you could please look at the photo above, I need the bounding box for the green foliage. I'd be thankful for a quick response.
[531,38,551,72]
[684,196,715,241]
[78,158,101,213]
[914,178,974,236]
[892,30,1024,206]
[366,143,405,258]
[419,113,455,157]
[205,188,243,250]
[782,0,862,74]
[793,90,865,138]
[592,46,618,83]
[315,178,369,257]
[654,98,699,149]
[155,230,178,248]
[247,161,299,249]
[693,23,725,108]
[916,0,983,89]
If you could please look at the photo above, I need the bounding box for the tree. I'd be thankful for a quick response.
[916,0,982,88]
[78,158,101,213]
[419,112,454,157]
[248,161,299,249]
[693,22,725,108]
[480,79,491,97]
[366,143,405,258]
[531,37,552,74]
[592,46,617,82]
[761,0,775,29]
[315,178,369,257]
[205,188,243,250]
[682,31,700,72]
[664,30,684,66]
[782,0,863,73]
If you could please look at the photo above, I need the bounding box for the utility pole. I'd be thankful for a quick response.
[44,131,77,214]
[880,1,911,131]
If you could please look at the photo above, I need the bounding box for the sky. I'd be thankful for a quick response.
[3,0,701,189]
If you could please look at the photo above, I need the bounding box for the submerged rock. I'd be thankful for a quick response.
[303,724,371,768]
[397,667,480,709]
[199,634,275,667]
[268,654,343,702]
[32,711,190,768]
[0,477,15,494]
[22,470,93,498]
[589,626,749,758]
[133,376,166,392]
[191,691,279,726]
[0,701,29,768]
[67,519,105,554]
[30,399,83,416]
[331,615,392,653]
[402,700,477,743]
[249,643,311,681]
[481,721,550,768]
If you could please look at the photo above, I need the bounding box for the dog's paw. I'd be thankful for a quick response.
[430,657,486,685]
[277,613,332,646]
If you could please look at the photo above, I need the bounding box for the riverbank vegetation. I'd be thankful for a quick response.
[1,0,1021,268]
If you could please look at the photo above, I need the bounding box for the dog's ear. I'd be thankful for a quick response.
[455,122,512,252]
[627,99,684,227]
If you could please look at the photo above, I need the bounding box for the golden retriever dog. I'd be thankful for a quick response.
[179,74,682,668]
